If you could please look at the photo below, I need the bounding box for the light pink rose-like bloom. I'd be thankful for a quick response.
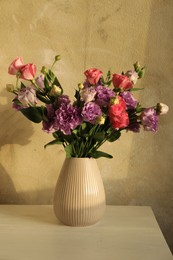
[112,74,133,90]
[80,87,96,103]
[18,87,38,108]
[8,57,24,75]
[20,63,37,80]
[84,68,103,85]
[125,70,138,84]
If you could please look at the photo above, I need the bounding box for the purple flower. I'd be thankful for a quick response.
[57,95,70,106]
[42,121,56,133]
[15,87,38,109]
[95,85,115,107]
[35,75,45,90]
[81,102,102,124]
[42,104,56,133]
[128,122,140,133]
[55,104,82,135]
[120,91,138,109]
[141,108,158,132]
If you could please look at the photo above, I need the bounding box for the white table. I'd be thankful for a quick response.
[0,205,172,260]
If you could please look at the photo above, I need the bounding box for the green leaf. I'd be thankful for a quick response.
[44,139,63,148]
[90,151,113,159]
[93,132,105,142]
[36,93,51,104]
[53,76,62,88]
[107,130,121,142]
[20,107,43,123]
[65,144,72,158]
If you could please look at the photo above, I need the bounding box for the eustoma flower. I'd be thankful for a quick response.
[7,55,168,158]
[84,68,103,85]
[81,102,102,124]
[20,63,37,80]
[141,108,158,132]
[108,96,129,129]
[112,74,133,90]
[8,57,24,75]
[120,91,138,109]
[13,87,38,109]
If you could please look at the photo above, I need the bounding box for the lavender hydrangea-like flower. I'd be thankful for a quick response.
[141,108,158,132]
[120,91,138,109]
[55,103,82,135]
[81,102,102,124]
[95,85,115,107]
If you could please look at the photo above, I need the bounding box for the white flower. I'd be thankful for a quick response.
[157,103,169,115]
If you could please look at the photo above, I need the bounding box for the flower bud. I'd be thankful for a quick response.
[109,96,120,105]
[78,83,84,90]
[156,103,169,115]
[96,116,105,125]
[55,55,61,62]
[41,66,48,74]
[49,85,62,97]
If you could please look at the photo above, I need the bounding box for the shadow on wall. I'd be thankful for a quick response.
[0,163,54,205]
[0,89,34,148]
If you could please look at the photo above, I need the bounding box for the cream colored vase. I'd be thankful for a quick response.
[53,158,106,226]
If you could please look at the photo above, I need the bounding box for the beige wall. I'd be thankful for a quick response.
[0,0,173,252]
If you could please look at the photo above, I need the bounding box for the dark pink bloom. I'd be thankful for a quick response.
[108,96,129,129]
[84,68,103,85]
[112,74,133,90]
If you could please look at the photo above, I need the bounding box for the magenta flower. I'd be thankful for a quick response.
[141,108,158,132]
[81,102,102,124]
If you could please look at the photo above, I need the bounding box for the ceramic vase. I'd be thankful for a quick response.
[53,158,105,226]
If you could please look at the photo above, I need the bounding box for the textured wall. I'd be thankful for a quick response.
[0,0,173,252]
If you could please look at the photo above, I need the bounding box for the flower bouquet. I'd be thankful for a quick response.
[7,55,169,159]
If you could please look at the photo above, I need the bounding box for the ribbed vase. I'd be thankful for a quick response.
[53,158,105,226]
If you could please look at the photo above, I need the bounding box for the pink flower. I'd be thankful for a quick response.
[8,57,24,75]
[108,96,129,129]
[112,74,133,90]
[84,68,103,85]
[20,64,36,80]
